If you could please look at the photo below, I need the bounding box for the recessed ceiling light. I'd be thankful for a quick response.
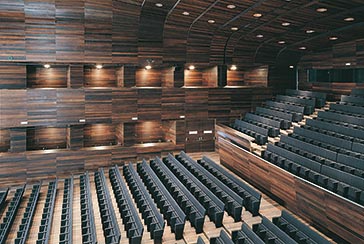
[188,65,195,70]
[329,36,338,41]
[208,19,215,24]
[230,65,237,71]
[289,65,294,69]
[299,46,307,50]
[344,17,354,22]
[253,13,262,18]
[278,40,286,44]
[306,30,315,34]
[44,64,50,69]
[96,64,103,69]
[227,4,236,9]
[231,27,239,31]
[155,3,163,7]
[282,22,291,26]
[345,62,351,66]
[256,34,264,38]
[316,8,327,13]
[145,65,152,70]
[182,11,190,16]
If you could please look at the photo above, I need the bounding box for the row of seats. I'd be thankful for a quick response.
[266,100,305,121]
[351,88,364,96]
[94,168,121,244]
[59,178,73,244]
[285,89,327,108]
[0,189,8,211]
[0,186,25,244]
[123,163,165,243]
[244,113,280,137]
[330,102,364,116]
[37,181,58,244]
[109,166,144,244]
[15,184,41,244]
[198,156,261,216]
[253,216,298,243]
[137,160,186,239]
[175,152,243,222]
[233,119,268,145]
[341,95,364,106]
[276,95,316,114]
[232,223,264,244]
[210,230,234,244]
[150,157,206,233]
[79,172,97,244]
[256,107,293,127]
[318,110,364,127]
[163,154,226,226]
[272,210,330,244]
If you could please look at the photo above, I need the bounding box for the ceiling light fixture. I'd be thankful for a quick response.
[289,65,294,69]
[345,62,351,66]
[145,65,152,70]
[96,64,103,69]
[329,36,338,41]
[208,19,215,24]
[299,46,307,50]
[306,30,315,34]
[282,22,291,26]
[316,8,328,13]
[182,11,190,16]
[278,40,286,44]
[231,27,239,31]
[188,65,195,70]
[230,65,237,71]
[155,3,163,7]
[227,4,236,9]
[256,34,264,38]
[44,64,51,69]
[253,13,262,18]
[344,17,354,22]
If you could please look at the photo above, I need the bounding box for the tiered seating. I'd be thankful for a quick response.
[0,185,25,244]
[330,103,364,116]
[109,166,143,244]
[265,101,304,122]
[175,152,243,221]
[210,230,234,244]
[252,216,297,243]
[317,110,364,127]
[255,107,292,128]
[244,113,280,137]
[123,163,165,243]
[272,210,330,244]
[15,184,41,244]
[286,89,327,107]
[37,180,58,244]
[232,119,268,145]
[341,95,364,106]
[79,172,97,244]
[198,156,261,216]
[137,160,186,239]
[276,95,316,114]
[232,223,264,244]
[59,177,73,244]
[163,154,226,225]
[0,189,8,210]
[150,157,206,233]
[351,88,364,96]
[94,168,121,244]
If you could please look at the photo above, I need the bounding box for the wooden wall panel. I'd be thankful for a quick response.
[227,70,245,86]
[185,70,203,87]
[135,121,164,144]
[208,89,231,124]
[0,64,26,89]
[123,66,136,87]
[84,0,112,63]
[57,89,85,125]
[83,123,116,147]
[202,67,218,87]
[27,65,68,88]
[0,129,10,152]
[9,128,26,152]
[0,0,25,61]
[85,89,112,123]
[161,67,174,87]
[27,89,57,125]
[26,127,67,150]
[84,66,116,87]
[112,89,138,122]
[68,64,84,88]
[137,89,162,120]
[136,68,162,87]
[55,0,85,62]
[244,66,268,87]
[0,90,27,128]
[123,123,136,146]
[56,150,84,174]
[25,0,56,61]
[67,125,84,149]
[161,88,185,120]
[185,88,208,119]
[0,154,26,185]
[25,152,57,183]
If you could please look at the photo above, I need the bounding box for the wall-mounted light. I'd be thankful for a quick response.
[188,65,195,70]
[278,40,286,44]
[145,65,152,70]
[20,121,28,125]
[179,115,185,119]
[79,119,86,123]
[96,64,103,69]
[230,65,237,71]
[345,63,351,66]
[44,64,50,69]
[132,117,138,121]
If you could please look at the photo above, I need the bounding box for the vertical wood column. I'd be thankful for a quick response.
[218,64,227,87]
[173,65,185,87]
[123,65,136,87]
[9,128,26,152]
[68,64,84,88]
[115,123,123,145]
[67,125,84,149]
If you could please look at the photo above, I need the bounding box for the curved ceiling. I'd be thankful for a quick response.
[135,0,364,68]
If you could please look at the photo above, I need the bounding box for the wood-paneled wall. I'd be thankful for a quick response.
[0,129,10,152]
[84,123,116,147]
[27,66,68,88]
[26,127,67,150]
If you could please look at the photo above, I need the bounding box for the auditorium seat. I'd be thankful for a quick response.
[253,216,298,243]
[137,160,186,239]
[59,178,73,244]
[272,210,330,244]
[244,113,280,137]
[0,189,8,211]
[265,100,304,122]
[276,95,316,114]
[233,119,268,145]
[351,88,364,96]
[37,180,57,244]
[330,103,364,116]
[0,186,25,244]
[150,157,206,233]
[341,95,364,106]
[94,168,121,244]
[15,184,41,244]
[109,166,144,244]
[123,163,165,242]
[232,223,264,244]
[285,89,327,108]
[175,152,243,222]
[210,230,234,244]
